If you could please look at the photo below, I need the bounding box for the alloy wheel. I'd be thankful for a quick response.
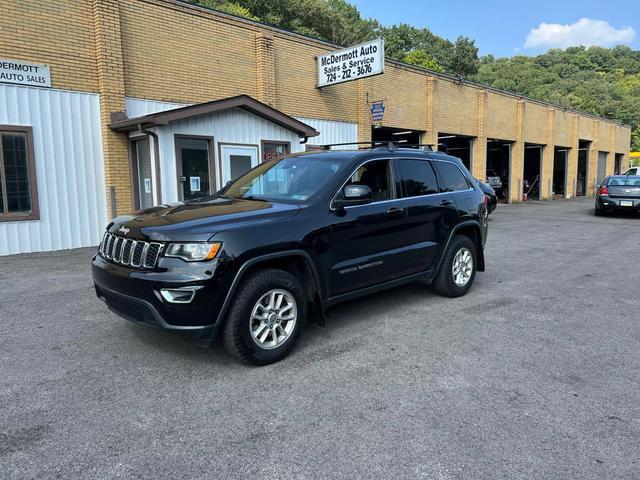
[452,247,473,287]
[249,289,298,350]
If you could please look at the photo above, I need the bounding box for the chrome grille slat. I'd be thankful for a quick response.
[98,232,162,270]
[110,236,119,259]
[127,241,137,266]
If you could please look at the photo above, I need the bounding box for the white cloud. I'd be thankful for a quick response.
[524,18,636,50]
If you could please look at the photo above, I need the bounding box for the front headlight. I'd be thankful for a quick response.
[165,242,222,262]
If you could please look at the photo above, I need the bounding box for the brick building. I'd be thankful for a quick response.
[0,0,632,255]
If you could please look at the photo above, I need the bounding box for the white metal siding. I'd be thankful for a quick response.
[0,84,106,256]
[125,97,187,118]
[155,108,303,202]
[125,98,359,147]
[294,117,358,146]
[124,98,359,204]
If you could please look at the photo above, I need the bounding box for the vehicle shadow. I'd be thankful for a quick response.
[122,280,439,367]
[305,281,436,337]
[593,209,640,219]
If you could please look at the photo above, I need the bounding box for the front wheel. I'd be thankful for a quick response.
[433,235,477,298]
[223,268,306,365]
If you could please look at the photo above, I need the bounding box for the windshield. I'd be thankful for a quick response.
[607,176,640,186]
[223,155,345,203]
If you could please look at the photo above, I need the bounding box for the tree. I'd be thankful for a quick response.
[632,126,640,152]
[448,36,479,77]
[186,0,258,20]
[403,49,443,72]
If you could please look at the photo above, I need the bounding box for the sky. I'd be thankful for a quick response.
[349,0,640,57]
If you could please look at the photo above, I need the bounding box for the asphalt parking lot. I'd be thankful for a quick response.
[1,197,639,479]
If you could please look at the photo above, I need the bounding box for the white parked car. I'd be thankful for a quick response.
[622,167,639,176]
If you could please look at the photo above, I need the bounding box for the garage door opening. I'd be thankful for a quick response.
[615,153,623,175]
[438,133,473,171]
[597,151,608,186]
[553,147,569,198]
[371,126,423,148]
[577,140,590,196]
[486,139,512,202]
[524,144,543,200]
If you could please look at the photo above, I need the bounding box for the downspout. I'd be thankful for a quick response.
[138,124,163,205]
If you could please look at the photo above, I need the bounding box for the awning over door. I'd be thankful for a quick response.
[108,94,320,140]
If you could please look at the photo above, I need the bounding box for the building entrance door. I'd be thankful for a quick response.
[132,137,154,209]
[221,144,259,184]
[176,136,214,201]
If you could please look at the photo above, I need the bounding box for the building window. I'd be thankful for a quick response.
[261,140,290,162]
[0,126,39,222]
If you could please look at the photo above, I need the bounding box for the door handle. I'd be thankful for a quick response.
[440,199,453,206]
[386,207,404,216]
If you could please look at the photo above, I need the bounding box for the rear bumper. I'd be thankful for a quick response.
[596,196,640,212]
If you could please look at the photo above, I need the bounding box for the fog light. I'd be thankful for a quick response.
[159,286,203,304]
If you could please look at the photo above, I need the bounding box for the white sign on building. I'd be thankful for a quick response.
[317,38,384,88]
[0,58,51,88]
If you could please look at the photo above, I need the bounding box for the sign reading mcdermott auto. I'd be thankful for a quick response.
[317,38,384,88]
[0,58,51,87]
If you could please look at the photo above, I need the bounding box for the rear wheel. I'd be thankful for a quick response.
[433,235,477,298]
[223,268,306,365]
[594,207,604,216]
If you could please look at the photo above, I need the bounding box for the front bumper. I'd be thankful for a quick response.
[92,253,231,338]
[596,196,640,212]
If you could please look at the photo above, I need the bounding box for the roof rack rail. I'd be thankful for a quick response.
[317,141,434,151]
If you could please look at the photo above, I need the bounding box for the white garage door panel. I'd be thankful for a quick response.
[0,84,107,256]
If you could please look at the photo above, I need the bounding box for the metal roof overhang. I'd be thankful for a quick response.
[108,94,320,139]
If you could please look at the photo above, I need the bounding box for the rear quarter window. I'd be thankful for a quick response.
[434,161,472,192]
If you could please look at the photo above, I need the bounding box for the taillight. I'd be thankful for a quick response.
[598,185,609,196]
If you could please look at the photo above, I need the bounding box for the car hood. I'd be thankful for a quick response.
[108,197,301,242]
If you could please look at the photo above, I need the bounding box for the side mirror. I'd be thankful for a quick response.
[333,184,373,209]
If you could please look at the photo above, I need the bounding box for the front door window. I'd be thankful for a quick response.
[177,137,213,201]
[132,137,154,210]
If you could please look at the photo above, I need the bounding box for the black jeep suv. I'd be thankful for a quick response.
[92,147,488,365]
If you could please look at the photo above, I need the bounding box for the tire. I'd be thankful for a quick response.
[594,207,604,216]
[433,235,477,298]
[223,268,306,365]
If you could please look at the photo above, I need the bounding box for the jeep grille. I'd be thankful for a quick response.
[99,232,164,269]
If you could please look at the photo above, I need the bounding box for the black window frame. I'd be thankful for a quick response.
[330,158,397,209]
[432,159,474,193]
[0,125,40,222]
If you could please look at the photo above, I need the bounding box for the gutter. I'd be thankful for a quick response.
[138,124,163,205]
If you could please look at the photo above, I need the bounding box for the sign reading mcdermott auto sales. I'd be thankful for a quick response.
[0,58,51,88]
[317,38,384,88]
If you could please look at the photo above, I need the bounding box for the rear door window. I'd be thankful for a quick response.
[396,159,439,197]
[434,161,471,192]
